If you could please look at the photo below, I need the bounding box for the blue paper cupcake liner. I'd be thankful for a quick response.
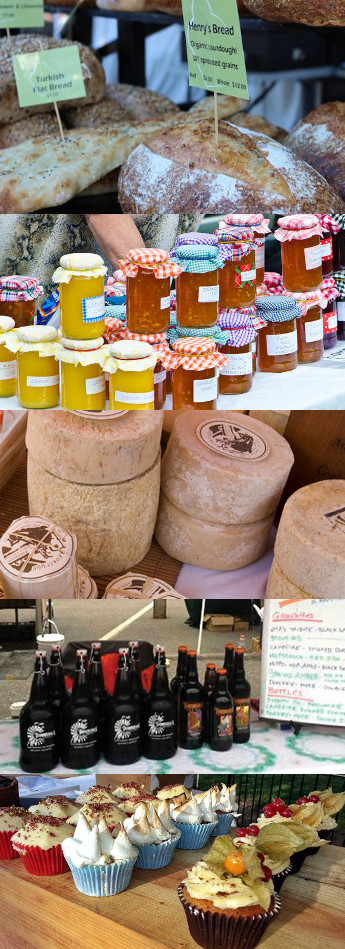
[174,821,218,850]
[210,812,234,837]
[65,855,136,897]
[135,834,180,869]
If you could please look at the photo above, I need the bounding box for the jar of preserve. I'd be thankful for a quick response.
[0,277,43,329]
[332,215,345,271]
[275,215,323,292]
[58,337,106,411]
[334,272,345,340]
[119,248,181,335]
[15,325,60,408]
[0,316,17,397]
[216,227,256,309]
[218,305,257,394]
[165,338,227,410]
[125,328,169,411]
[256,296,301,373]
[294,292,323,363]
[172,234,221,329]
[321,277,339,349]
[107,340,157,410]
[221,213,270,287]
[316,214,339,279]
[53,253,107,341]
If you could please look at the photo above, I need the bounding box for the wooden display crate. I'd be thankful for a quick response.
[0,844,343,949]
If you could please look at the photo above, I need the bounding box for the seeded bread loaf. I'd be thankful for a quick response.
[0,115,67,149]
[244,1,345,26]
[118,117,344,213]
[0,35,105,125]
[285,102,345,201]
[104,83,180,122]
[96,1,155,10]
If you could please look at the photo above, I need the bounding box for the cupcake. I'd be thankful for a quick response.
[156,784,191,808]
[75,785,114,806]
[178,836,280,949]
[62,813,138,897]
[28,795,80,820]
[112,782,143,801]
[124,801,180,869]
[0,807,27,859]
[117,794,159,817]
[172,794,218,850]
[257,798,327,874]
[67,800,124,832]
[209,784,239,837]
[306,787,345,840]
[233,824,292,893]
[11,815,73,875]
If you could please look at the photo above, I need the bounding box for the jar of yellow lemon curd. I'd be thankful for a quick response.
[58,337,106,411]
[53,253,107,341]
[16,325,60,408]
[0,316,17,397]
[107,340,157,410]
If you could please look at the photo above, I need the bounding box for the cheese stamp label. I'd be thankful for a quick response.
[197,419,270,461]
[0,517,74,578]
[324,505,345,535]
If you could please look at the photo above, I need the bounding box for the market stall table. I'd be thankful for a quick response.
[0,840,343,949]
[1,716,344,775]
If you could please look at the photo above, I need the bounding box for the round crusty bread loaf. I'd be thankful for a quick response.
[118,117,344,213]
[0,115,67,149]
[285,102,345,201]
[96,1,155,11]
[0,35,105,125]
[231,113,287,142]
[244,0,345,25]
[188,95,248,119]
[104,83,180,122]
[63,98,130,130]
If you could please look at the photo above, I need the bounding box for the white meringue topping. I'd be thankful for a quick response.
[124,802,173,845]
[62,814,137,868]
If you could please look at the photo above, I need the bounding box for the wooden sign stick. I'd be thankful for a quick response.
[214,91,219,147]
[38,39,65,142]
[6,27,10,41]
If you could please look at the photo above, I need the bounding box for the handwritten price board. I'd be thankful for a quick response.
[181,0,249,99]
[260,599,345,727]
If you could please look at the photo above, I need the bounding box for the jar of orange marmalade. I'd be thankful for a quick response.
[119,248,181,335]
[256,296,301,373]
[0,276,43,329]
[221,213,270,287]
[218,305,257,394]
[216,227,256,309]
[294,292,323,363]
[172,234,221,329]
[275,215,323,292]
[166,338,227,410]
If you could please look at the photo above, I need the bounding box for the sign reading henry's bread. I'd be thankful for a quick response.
[181,0,249,99]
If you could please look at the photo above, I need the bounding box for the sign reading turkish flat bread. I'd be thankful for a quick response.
[13,46,86,108]
[181,0,249,99]
[260,599,345,727]
[0,0,43,29]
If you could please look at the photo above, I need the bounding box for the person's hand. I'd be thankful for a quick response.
[84,214,144,268]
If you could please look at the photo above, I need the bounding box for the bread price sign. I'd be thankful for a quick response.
[181,0,249,99]
[0,0,43,29]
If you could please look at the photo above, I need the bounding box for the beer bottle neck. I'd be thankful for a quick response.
[216,674,229,696]
[72,670,91,702]
[30,666,49,704]
[176,649,187,678]
[187,655,199,683]
[234,654,245,679]
[114,666,133,701]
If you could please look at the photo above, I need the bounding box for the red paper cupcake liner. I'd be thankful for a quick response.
[0,830,20,860]
[19,843,70,876]
[178,885,280,949]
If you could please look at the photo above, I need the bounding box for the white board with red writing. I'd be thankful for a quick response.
[260,599,345,726]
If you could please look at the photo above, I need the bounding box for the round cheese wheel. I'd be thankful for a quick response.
[265,559,308,598]
[0,515,78,598]
[155,490,274,570]
[273,480,345,598]
[26,409,163,485]
[27,452,161,576]
[161,411,294,525]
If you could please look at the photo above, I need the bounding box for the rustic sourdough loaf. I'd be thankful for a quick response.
[64,84,180,128]
[0,115,67,149]
[244,0,345,26]
[63,99,130,129]
[186,99,286,141]
[188,96,248,120]
[285,103,345,201]
[96,1,155,10]
[0,35,105,125]
[118,118,344,213]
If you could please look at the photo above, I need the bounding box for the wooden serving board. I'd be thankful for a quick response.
[0,845,343,949]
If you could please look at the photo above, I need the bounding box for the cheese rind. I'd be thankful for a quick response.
[161,411,294,524]
[26,409,163,485]
[265,559,308,598]
[155,491,274,571]
[27,452,161,576]
[273,480,345,598]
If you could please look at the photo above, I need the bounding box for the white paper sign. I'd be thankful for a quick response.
[260,599,345,726]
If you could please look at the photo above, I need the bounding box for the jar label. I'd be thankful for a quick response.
[0,359,16,380]
[27,374,59,387]
[154,369,166,384]
[197,419,270,461]
[113,715,140,744]
[324,505,345,535]
[85,375,105,395]
[198,284,219,303]
[323,310,337,334]
[234,698,250,732]
[305,319,324,343]
[160,295,170,309]
[193,375,218,402]
[240,268,256,283]
[338,301,345,321]
[214,708,233,738]
[304,245,322,270]
[70,718,98,749]
[255,243,265,269]
[82,293,105,324]
[321,239,332,261]
[115,389,154,405]
[220,351,252,376]
[183,702,203,739]
[26,722,56,751]
[148,712,175,739]
[266,330,297,356]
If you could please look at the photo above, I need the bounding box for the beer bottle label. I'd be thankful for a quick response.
[234,699,250,732]
[26,721,56,752]
[114,714,140,746]
[148,712,175,739]
[183,702,203,739]
[70,718,98,749]
[214,707,233,739]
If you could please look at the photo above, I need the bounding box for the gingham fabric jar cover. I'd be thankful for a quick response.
[220,213,271,237]
[319,277,339,309]
[0,275,43,301]
[171,234,222,273]
[215,226,257,262]
[275,214,323,242]
[334,271,345,301]
[316,214,340,235]
[118,248,182,280]
[158,336,229,371]
[256,295,302,322]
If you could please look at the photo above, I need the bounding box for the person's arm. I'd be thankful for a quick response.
[84,214,144,269]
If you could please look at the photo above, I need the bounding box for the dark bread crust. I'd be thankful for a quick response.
[244,0,345,26]
[285,102,345,199]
